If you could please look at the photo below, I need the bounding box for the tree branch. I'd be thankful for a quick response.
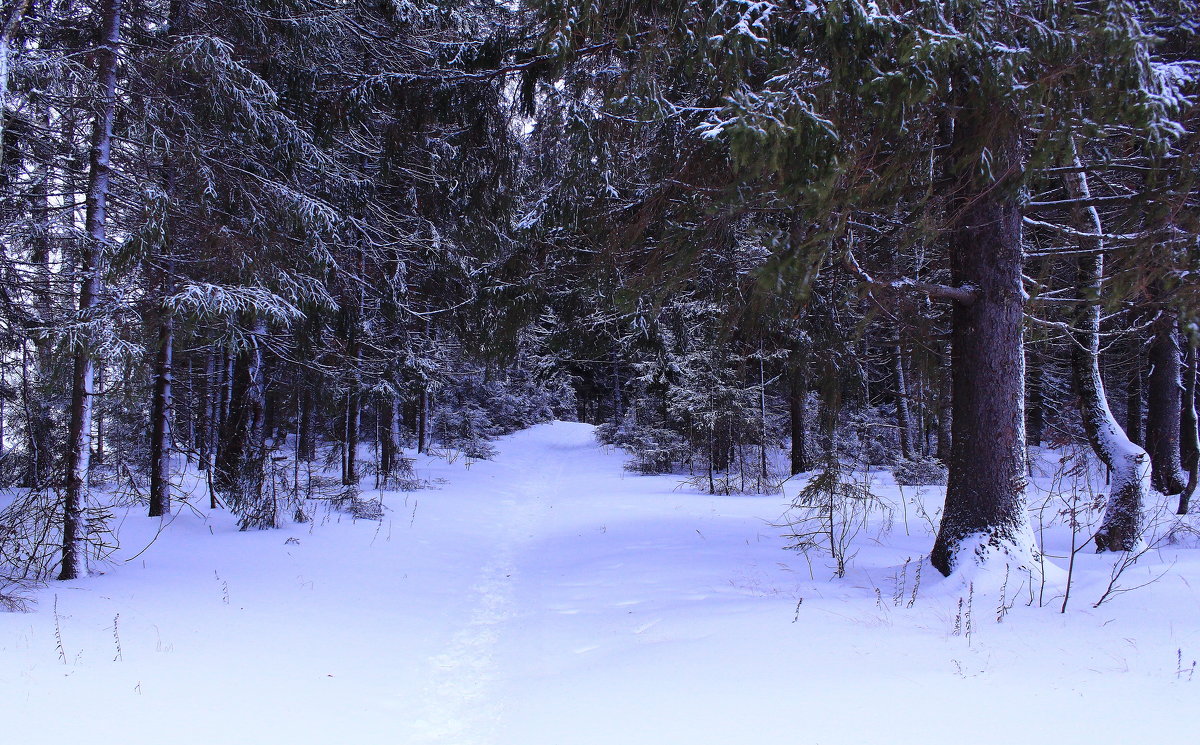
[844,247,980,305]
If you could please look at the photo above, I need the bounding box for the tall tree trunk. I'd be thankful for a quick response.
[199,349,215,470]
[417,384,429,454]
[214,318,268,515]
[936,350,952,463]
[1127,353,1144,447]
[297,386,316,461]
[788,348,809,474]
[930,114,1037,577]
[23,68,54,489]
[148,270,175,518]
[1062,157,1150,552]
[342,388,360,486]
[0,0,31,171]
[341,314,362,486]
[93,364,105,465]
[894,338,913,461]
[1178,337,1198,514]
[1179,330,1197,475]
[60,0,121,580]
[1147,311,1187,495]
[378,395,394,478]
[181,355,194,463]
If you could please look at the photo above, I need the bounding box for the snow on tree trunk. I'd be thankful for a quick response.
[215,317,268,516]
[1147,311,1187,495]
[1178,339,1198,515]
[930,116,1040,579]
[0,0,30,171]
[60,0,121,580]
[1062,159,1150,552]
[148,287,175,517]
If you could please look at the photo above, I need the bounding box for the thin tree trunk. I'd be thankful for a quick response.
[297,386,316,461]
[612,356,623,420]
[788,348,809,474]
[1127,354,1144,447]
[343,389,360,486]
[379,395,394,477]
[0,0,31,171]
[1179,330,1197,476]
[417,384,428,454]
[148,130,179,515]
[758,348,768,487]
[183,354,195,462]
[199,349,214,470]
[1061,155,1150,552]
[93,363,105,465]
[60,0,121,580]
[341,312,362,485]
[1178,337,1198,514]
[23,58,54,489]
[148,277,174,517]
[1026,353,1044,447]
[894,339,913,461]
[0,358,5,456]
[1147,311,1187,495]
[936,349,952,463]
[931,114,1037,577]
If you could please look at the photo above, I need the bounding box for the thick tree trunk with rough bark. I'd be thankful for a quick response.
[1147,312,1187,495]
[214,319,267,513]
[1061,161,1150,552]
[930,115,1037,577]
[60,0,121,580]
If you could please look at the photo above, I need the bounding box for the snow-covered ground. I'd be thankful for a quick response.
[2,421,1197,744]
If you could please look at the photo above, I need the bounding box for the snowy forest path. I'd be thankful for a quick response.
[6,421,1197,745]
[405,424,578,744]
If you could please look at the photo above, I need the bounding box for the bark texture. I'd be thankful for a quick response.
[1147,312,1187,495]
[1178,339,1198,515]
[214,318,267,515]
[930,113,1035,576]
[60,0,121,580]
[1061,160,1149,552]
[148,296,174,517]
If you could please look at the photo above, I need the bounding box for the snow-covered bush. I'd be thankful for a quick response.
[598,410,692,475]
[893,457,948,486]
